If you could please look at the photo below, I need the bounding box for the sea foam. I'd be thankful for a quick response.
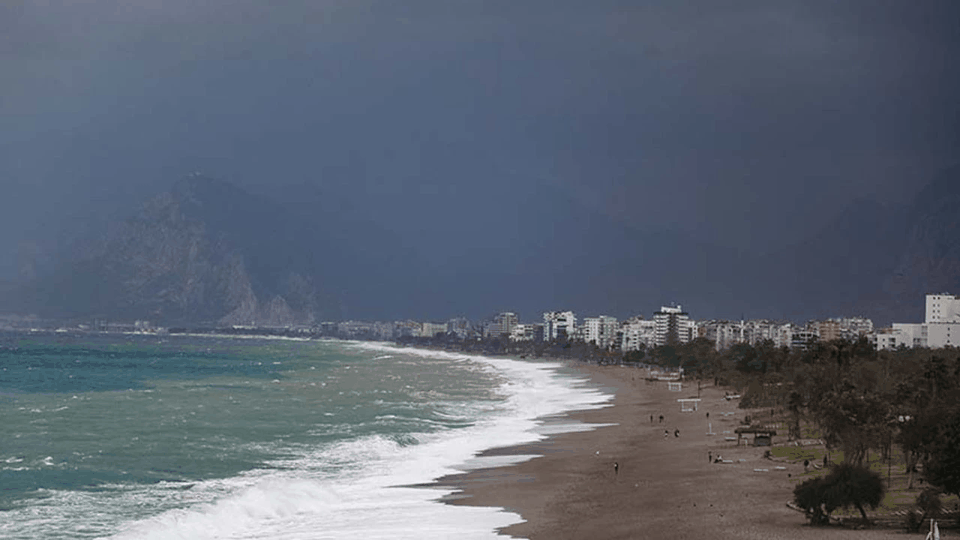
[20,343,612,540]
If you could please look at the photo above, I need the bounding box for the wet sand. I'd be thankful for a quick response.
[437,364,927,539]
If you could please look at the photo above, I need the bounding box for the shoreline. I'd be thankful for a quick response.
[437,363,917,539]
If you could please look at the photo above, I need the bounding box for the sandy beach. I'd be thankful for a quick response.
[438,363,938,539]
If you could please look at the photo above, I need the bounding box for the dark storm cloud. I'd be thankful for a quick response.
[1,1,958,318]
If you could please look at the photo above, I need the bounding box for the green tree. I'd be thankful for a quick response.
[821,462,885,522]
[794,476,830,525]
[923,407,960,497]
[794,463,885,525]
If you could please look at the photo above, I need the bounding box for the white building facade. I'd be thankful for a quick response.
[582,316,619,349]
[543,311,577,341]
[654,306,690,347]
[619,317,657,352]
[878,294,960,349]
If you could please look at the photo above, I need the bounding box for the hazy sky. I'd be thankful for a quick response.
[2,1,959,299]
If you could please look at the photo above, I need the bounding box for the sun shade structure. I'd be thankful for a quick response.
[677,398,701,412]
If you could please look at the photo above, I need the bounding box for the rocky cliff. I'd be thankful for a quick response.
[14,176,336,326]
[879,168,960,322]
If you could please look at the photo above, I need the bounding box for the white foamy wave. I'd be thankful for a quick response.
[108,436,523,540]
[36,342,613,540]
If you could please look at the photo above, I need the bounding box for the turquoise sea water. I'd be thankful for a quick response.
[0,332,611,539]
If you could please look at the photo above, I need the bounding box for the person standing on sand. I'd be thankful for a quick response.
[674,428,680,438]
[659,414,664,423]
[614,462,619,475]
[708,451,712,463]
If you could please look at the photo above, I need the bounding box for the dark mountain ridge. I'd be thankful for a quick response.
[3,168,958,326]
[8,177,337,325]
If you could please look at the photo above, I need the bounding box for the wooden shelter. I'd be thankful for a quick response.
[733,426,777,446]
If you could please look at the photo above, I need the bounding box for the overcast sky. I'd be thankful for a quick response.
[2,1,959,304]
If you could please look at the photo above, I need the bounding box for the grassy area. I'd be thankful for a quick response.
[760,412,960,525]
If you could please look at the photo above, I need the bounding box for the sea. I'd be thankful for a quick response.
[0,332,613,539]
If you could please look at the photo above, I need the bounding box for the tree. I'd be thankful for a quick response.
[786,390,804,440]
[923,407,960,497]
[794,477,830,525]
[793,463,884,525]
[809,380,892,465]
[821,462,885,522]
[896,411,942,489]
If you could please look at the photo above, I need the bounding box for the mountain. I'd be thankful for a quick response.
[877,167,960,322]
[760,196,910,323]
[8,177,339,325]
[4,168,958,327]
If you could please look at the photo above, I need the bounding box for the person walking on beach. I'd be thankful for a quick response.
[659,415,664,423]
[664,429,669,438]
[674,428,680,438]
[614,462,619,476]
[708,451,712,463]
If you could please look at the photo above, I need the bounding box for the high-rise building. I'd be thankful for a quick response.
[484,312,518,338]
[654,305,690,346]
[543,311,576,341]
[582,316,619,349]
[620,317,657,351]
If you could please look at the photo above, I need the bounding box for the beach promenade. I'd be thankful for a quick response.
[441,364,931,539]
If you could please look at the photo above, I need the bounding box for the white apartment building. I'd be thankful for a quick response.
[926,293,960,323]
[582,316,619,349]
[837,317,875,338]
[745,320,795,348]
[878,294,960,349]
[543,311,577,341]
[446,317,471,339]
[698,319,793,350]
[510,323,542,342]
[485,312,518,338]
[716,321,743,350]
[774,323,795,348]
[420,322,448,338]
[654,305,690,346]
[620,317,657,351]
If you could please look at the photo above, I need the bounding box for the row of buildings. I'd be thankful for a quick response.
[295,293,959,353]
[327,305,871,352]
